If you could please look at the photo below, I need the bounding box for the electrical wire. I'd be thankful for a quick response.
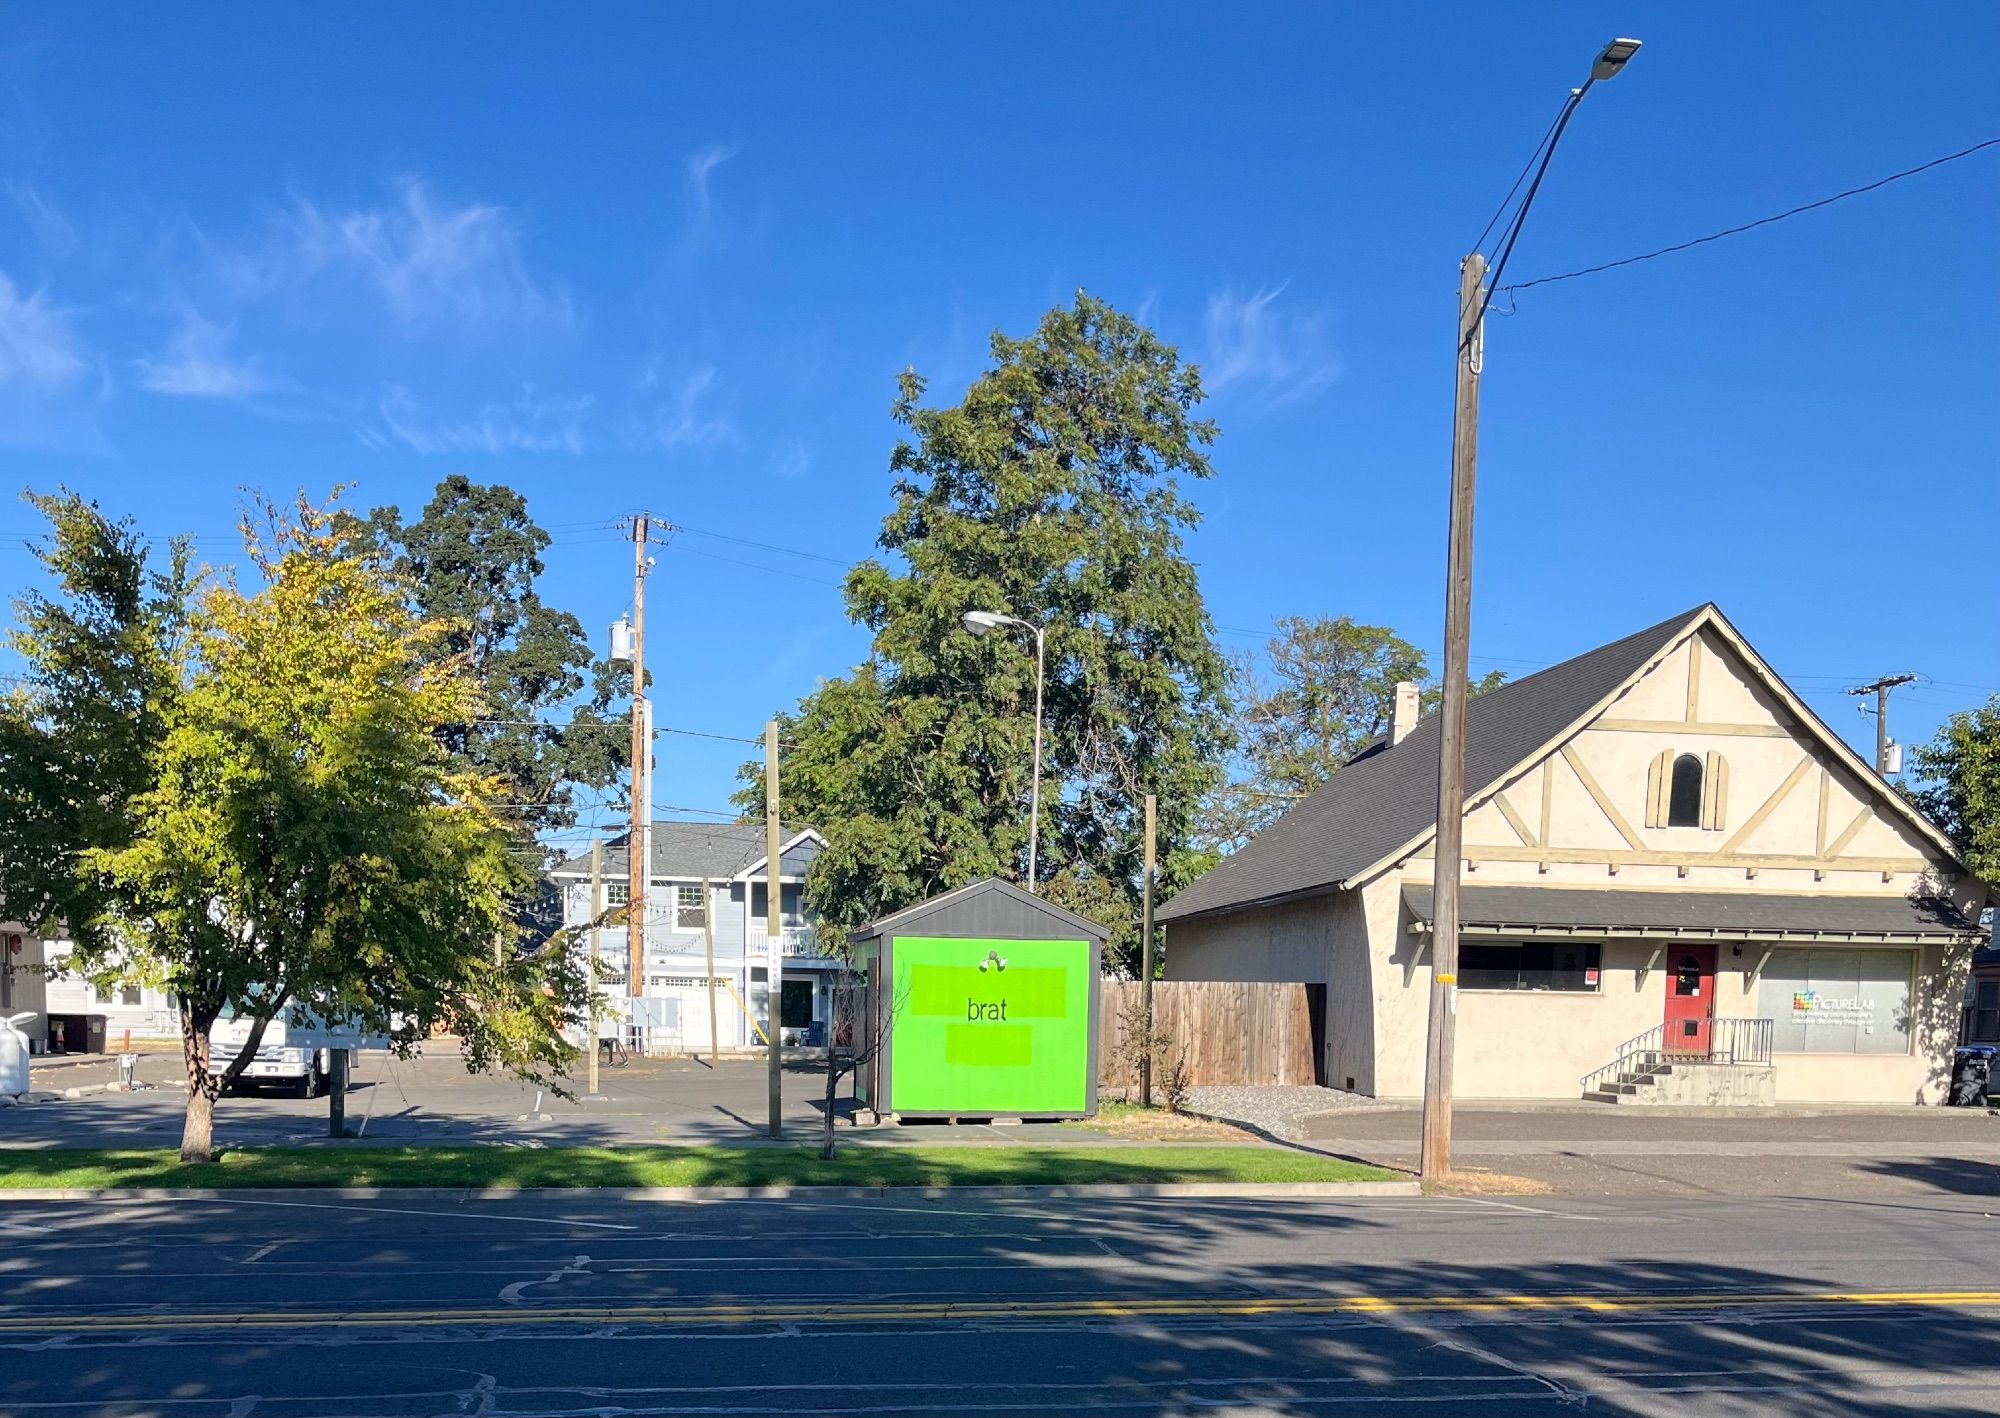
[1472,97,1573,257]
[1466,81,1593,346]
[1500,136,2000,294]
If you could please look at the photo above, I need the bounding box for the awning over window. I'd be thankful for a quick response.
[1401,884,1985,943]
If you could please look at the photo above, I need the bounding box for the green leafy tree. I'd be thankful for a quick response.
[741,294,1232,966]
[1905,696,2000,883]
[0,492,586,1161]
[1203,616,1505,852]
[347,475,626,853]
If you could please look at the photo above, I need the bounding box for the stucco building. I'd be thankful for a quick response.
[1160,605,1990,1105]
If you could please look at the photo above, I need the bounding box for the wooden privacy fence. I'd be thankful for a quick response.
[1097,980,1318,1089]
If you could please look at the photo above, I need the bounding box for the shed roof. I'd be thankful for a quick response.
[850,877,1112,943]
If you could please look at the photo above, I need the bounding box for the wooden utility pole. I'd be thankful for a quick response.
[627,514,650,1002]
[1419,252,1486,1183]
[1140,792,1157,1108]
[764,719,783,1138]
[1849,674,1918,774]
[587,838,602,1097]
[702,875,719,1068]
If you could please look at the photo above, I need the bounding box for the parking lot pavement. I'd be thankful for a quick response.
[1298,1102,2000,1196]
[2,1051,1112,1151]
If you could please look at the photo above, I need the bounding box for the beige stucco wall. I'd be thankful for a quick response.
[1168,620,1987,1105]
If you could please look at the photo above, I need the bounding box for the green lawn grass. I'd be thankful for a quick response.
[0,1144,1399,1191]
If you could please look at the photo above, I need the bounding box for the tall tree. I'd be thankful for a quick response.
[1904,696,2000,884]
[742,294,1232,966]
[1203,616,1504,852]
[1,492,586,1161]
[350,476,625,853]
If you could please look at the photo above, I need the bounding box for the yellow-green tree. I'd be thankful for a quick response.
[1,491,585,1161]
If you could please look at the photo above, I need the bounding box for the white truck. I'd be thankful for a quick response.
[208,1010,363,1099]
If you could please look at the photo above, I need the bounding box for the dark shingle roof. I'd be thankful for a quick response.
[1402,883,1986,941]
[551,821,816,881]
[1158,606,1710,924]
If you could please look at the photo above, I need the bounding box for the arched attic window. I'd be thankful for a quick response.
[1647,750,1728,830]
[1668,754,1704,827]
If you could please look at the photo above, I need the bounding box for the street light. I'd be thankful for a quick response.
[962,609,1048,894]
[1419,38,1642,1184]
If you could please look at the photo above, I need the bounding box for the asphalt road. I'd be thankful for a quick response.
[5,1190,2000,1416]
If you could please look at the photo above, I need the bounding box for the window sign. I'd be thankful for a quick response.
[1756,948,1912,1055]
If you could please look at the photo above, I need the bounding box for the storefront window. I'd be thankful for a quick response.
[1460,941,1602,993]
[1756,947,1912,1055]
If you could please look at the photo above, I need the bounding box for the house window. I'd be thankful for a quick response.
[1971,981,1999,1042]
[1756,947,1913,1055]
[604,882,629,906]
[675,884,706,930]
[120,984,143,1007]
[1459,941,1602,993]
[1668,754,1703,827]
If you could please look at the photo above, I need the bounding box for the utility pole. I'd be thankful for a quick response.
[765,718,783,1138]
[1140,792,1156,1109]
[626,513,650,1003]
[1419,252,1486,1184]
[587,838,602,1097]
[702,874,719,1069]
[1849,674,1918,773]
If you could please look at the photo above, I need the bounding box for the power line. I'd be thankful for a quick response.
[1501,136,2000,294]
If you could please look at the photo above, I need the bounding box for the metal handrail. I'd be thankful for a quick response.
[1582,1017,1774,1091]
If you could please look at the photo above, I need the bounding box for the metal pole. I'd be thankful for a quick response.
[1026,625,1046,893]
[703,875,719,1068]
[628,514,649,1001]
[1140,791,1156,1109]
[765,719,783,1138]
[587,838,601,1096]
[1419,251,1486,1183]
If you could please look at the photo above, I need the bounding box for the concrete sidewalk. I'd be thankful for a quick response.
[1297,1101,2000,1196]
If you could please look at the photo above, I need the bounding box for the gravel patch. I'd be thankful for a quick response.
[1185,1085,1397,1140]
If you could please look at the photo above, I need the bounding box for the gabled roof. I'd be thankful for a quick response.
[850,877,1113,943]
[551,821,820,882]
[1159,604,1971,926]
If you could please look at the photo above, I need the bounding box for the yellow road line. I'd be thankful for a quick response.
[4,1289,2000,1333]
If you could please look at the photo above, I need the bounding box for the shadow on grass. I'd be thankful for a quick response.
[0,1143,1399,1191]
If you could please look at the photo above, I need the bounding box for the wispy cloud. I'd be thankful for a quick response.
[6,181,76,259]
[773,436,812,479]
[0,271,88,388]
[685,145,735,226]
[1202,285,1339,408]
[133,308,276,400]
[229,177,573,333]
[368,384,592,455]
[632,365,737,451]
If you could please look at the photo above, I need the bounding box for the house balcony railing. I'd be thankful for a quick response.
[748,923,827,958]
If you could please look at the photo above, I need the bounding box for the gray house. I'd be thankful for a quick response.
[550,820,834,1050]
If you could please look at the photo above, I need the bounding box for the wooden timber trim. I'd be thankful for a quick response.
[1559,745,1647,851]
[1685,635,1702,721]
[1593,719,1791,738]
[1815,767,1831,856]
[1461,843,1926,873]
[1494,792,1539,848]
[1539,766,1554,846]
[1720,755,1816,854]
[1823,805,1876,860]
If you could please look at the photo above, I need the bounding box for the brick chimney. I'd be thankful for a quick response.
[1389,680,1421,747]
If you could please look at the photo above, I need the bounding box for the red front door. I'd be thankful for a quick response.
[1664,944,1717,1056]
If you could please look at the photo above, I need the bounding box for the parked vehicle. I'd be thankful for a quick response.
[207,1011,363,1099]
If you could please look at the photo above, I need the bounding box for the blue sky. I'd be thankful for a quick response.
[2,7,1995,845]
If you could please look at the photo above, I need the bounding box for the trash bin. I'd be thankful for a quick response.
[1949,1045,1996,1107]
[1,1012,35,1098]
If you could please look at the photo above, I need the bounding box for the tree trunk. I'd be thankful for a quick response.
[180,1008,218,1163]
[821,1054,839,1161]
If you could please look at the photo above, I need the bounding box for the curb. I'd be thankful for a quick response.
[0,1179,1420,1203]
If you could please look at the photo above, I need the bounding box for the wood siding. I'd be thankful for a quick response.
[1097,980,1317,1089]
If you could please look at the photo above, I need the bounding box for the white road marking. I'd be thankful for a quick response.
[181,1196,638,1231]
[499,1254,591,1306]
